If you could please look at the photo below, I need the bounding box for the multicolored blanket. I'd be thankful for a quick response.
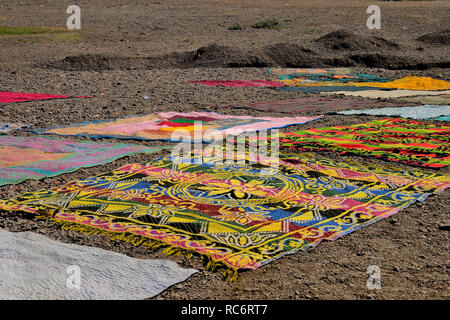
[0,92,91,104]
[338,105,450,121]
[1,154,448,275]
[276,85,392,93]
[269,67,354,78]
[33,111,323,141]
[269,67,389,83]
[279,118,450,168]
[278,76,450,91]
[340,76,450,91]
[0,136,171,186]
[190,80,284,88]
[231,97,406,114]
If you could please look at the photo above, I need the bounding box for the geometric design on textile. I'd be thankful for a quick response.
[33,111,323,141]
[1,154,449,271]
[279,118,450,168]
[0,135,172,186]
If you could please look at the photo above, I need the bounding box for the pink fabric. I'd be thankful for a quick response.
[98,111,324,136]
[189,80,284,88]
[0,92,91,103]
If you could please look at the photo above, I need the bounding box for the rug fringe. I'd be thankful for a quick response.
[50,217,239,282]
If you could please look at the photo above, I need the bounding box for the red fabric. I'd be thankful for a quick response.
[189,80,284,88]
[0,92,90,103]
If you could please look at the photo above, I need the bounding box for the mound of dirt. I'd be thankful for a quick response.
[418,30,450,45]
[262,43,322,67]
[315,29,399,51]
[41,42,448,71]
[42,54,148,71]
[184,44,268,68]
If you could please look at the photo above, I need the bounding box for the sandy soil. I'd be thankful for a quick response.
[0,0,449,300]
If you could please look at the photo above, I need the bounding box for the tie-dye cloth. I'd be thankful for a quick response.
[0,92,91,104]
[338,105,450,121]
[278,76,450,91]
[33,111,323,141]
[190,80,284,88]
[0,135,171,186]
[0,123,27,134]
[339,76,450,91]
[231,97,406,114]
[269,67,389,83]
[276,85,392,93]
[279,118,450,168]
[0,154,448,277]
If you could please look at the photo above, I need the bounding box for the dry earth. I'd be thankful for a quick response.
[0,0,449,300]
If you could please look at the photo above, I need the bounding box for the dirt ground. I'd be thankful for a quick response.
[0,0,449,300]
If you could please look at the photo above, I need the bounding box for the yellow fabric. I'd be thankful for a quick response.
[279,76,450,91]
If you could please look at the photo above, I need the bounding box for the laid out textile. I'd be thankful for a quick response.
[0,229,197,300]
[190,80,284,88]
[278,76,450,91]
[323,89,450,99]
[273,70,389,83]
[396,94,450,106]
[0,123,27,134]
[0,155,448,274]
[436,115,450,121]
[231,97,406,114]
[338,105,450,121]
[269,67,355,77]
[276,85,391,93]
[33,111,323,141]
[0,135,171,186]
[0,92,90,104]
[279,118,450,168]
[342,76,450,91]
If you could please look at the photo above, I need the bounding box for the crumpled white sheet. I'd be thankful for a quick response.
[0,229,197,300]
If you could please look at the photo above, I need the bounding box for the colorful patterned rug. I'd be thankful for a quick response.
[0,92,91,104]
[231,97,406,114]
[33,111,323,141]
[269,67,354,78]
[0,123,27,134]
[190,80,284,88]
[269,67,389,83]
[338,105,450,121]
[1,154,449,277]
[279,118,450,168]
[276,85,392,93]
[0,229,197,300]
[0,136,171,186]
